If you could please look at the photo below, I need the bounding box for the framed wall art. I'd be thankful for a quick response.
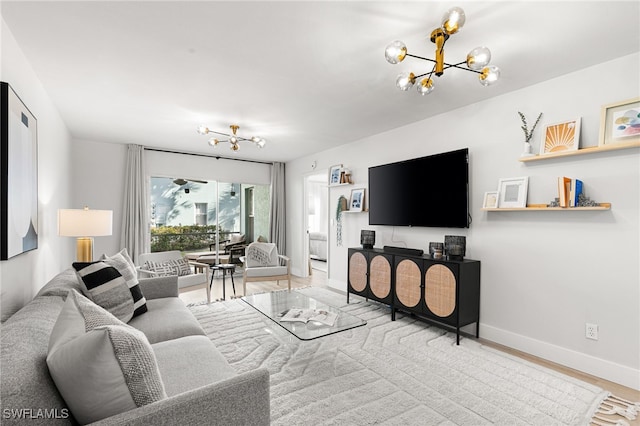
[483,191,498,209]
[328,164,342,185]
[540,118,581,155]
[1,82,38,260]
[349,188,365,212]
[598,97,640,146]
[497,177,529,208]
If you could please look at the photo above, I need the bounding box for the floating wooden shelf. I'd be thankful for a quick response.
[342,209,368,213]
[482,203,611,212]
[328,182,353,187]
[518,141,640,162]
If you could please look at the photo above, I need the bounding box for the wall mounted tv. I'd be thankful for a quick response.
[368,148,469,228]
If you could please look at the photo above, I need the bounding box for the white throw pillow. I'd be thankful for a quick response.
[47,290,166,424]
[246,242,279,267]
[144,258,192,277]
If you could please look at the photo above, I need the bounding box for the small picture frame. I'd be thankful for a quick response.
[540,118,581,155]
[598,97,640,146]
[329,164,342,185]
[483,191,498,209]
[349,188,365,212]
[497,177,529,208]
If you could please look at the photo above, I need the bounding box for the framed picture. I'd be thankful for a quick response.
[328,164,342,185]
[598,97,640,146]
[1,82,38,260]
[483,191,498,209]
[349,188,365,212]
[540,118,581,155]
[497,177,529,208]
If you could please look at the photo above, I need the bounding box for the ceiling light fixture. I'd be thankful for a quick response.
[384,6,500,95]
[197,124,266,151]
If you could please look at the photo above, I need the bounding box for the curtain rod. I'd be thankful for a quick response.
[144,147,274,165]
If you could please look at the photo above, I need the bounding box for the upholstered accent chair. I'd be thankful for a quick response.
[241,242,290,296]
[138,251,211,303]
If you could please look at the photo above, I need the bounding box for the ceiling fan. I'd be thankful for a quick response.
[173,178,208,186]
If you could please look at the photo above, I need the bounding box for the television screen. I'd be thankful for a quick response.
[368,148,469,228]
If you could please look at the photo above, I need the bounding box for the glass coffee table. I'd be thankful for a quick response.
[242,291,366,340]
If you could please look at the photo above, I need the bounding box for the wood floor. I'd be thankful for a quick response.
[179,268,639,425]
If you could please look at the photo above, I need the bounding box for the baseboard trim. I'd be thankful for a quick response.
[481,324,640,391]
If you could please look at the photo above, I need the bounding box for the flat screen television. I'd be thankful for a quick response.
[368,148,469,228]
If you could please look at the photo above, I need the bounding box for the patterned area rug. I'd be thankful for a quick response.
[188,288,631,425]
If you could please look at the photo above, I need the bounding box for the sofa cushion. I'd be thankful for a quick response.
[0,295,70,425]
[47,290,166,425]
[152,335,236,397]
[101,249,148,317]
[144,258,192,277]
[127,298,205,344]
[35,268,84,299]
[73,261,137,322]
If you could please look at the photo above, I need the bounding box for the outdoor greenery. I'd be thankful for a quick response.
[150,225,219,252]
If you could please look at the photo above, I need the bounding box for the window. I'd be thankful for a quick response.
[149,177,269,253]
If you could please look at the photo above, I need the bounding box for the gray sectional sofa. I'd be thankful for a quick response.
[0,268,270,425]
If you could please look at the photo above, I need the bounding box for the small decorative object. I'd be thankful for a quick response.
[540,118,581,155]
[497,176,529,208]
[444,235,466,260]
[335,196,348,246]
[518,111,542,157]
[483,191,498,208]
[598,97,640,146]
[349,188,365,212]
[429,242,444,258]
[360,230,375,249]
[343,169,353,184]
[1,82,39,260]
[577,193,599,207]
[329,164,342,185]
[433,249,443,259]
[548,197,560,207]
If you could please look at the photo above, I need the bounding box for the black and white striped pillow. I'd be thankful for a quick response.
[73,260,147,322]
[101,249,148,318]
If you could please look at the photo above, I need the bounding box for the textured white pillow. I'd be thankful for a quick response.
[246,242,279,267]
[101,249,148,318]
[144,258,192,276]
[47,290,166,424]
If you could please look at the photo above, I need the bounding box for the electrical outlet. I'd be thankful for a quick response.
[585,323,599,340]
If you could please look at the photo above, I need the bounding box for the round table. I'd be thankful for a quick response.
[210,263,236,300]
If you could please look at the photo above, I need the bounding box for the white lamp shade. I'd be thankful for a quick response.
[58,209,113,237]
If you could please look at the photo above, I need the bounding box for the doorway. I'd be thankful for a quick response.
[304,172,328,274]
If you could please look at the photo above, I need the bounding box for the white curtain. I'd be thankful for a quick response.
[120,144,149,264]
[269,162,286,253]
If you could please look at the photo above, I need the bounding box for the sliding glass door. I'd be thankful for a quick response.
[149,177,269,253]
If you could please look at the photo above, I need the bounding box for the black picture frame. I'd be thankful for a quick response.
[1,82,38,260]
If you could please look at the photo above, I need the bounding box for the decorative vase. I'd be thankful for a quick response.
[360,230,375,249]
[521,141,535,157]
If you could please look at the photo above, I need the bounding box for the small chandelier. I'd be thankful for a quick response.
[197,124,266,151]
[384,6,500,95]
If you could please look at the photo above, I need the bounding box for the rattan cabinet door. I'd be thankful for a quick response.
[394,257,422,309]
[369,254,392,301]
[424,263,456,318]
[348,250,368,297]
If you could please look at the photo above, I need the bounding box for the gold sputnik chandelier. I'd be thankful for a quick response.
[197,124,266,151]
[384,6,500,95]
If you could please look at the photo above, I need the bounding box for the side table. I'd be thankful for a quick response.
[210,264,236,300]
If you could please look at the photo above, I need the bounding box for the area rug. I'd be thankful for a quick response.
[189,288,636,425]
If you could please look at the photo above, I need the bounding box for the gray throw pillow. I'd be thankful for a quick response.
[47,290,166,424]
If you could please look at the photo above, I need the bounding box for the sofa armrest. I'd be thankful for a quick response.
[137,276,179,299]
[90,368,270,426]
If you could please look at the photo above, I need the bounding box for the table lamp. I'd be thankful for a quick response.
[58,207,113,262]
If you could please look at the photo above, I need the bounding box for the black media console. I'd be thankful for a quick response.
[347,247,480,345]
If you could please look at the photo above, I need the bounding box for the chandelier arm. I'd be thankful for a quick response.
[405,53,437,64]
[207,130,232,138]
[442,61,483,74]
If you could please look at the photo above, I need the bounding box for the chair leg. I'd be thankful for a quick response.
[287,276,291,292]
[243,277,247,297]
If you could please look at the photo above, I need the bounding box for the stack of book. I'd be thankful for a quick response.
[557,177,583,207]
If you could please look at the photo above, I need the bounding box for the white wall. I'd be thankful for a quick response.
[0,18,75,320]
[286,53,640,389]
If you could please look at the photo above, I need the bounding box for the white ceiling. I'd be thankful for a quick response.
[2,1,639,163]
